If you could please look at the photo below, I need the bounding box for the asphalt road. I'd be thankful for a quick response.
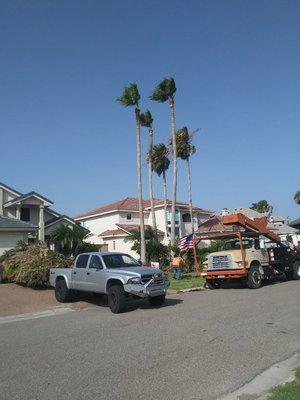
[1,280,299,400]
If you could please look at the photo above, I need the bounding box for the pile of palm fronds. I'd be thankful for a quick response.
[0,242,73,288]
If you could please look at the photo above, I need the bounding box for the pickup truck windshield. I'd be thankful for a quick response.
[102,254,140,268]
[223,239,253,250]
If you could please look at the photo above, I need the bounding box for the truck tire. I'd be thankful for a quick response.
[287,260,300,280]
[246,265,262,289]
[205,279,221,289]
[55,278,72,302]
[149,295,166,307]
[108,284,126,314]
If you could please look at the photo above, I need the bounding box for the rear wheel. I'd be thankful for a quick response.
[108,285,126,314]
[149,295,166,307]
[287,260,300,280]
[55,278,72,302]
[205,279,221,289]
[246,265,262,289]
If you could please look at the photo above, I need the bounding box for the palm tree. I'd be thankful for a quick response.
[151,143,170,237]
[50,224,74,255]
[150,77,177,245]
[294,191,300,205]
[140,110,157,232]
[117,83,146,264]
[176,127,196,233]
[72,225,92,256]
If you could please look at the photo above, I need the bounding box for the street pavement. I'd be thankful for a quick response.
[0,279,299,400]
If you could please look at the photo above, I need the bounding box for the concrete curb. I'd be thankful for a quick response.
[218,352,300,400]
[179,286,205,293]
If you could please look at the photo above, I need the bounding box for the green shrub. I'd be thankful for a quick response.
[0,243,73,288]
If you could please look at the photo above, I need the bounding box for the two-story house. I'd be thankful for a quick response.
[74,197,214,257]
[0,181,77,254]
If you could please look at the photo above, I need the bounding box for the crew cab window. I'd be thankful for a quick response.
[76,254,89,268]
[223,239,253,250]
[89,255,103,269]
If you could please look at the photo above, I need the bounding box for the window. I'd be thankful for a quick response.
[20,207,30,221]
[102,254,140,268]
[126,213,132,220]
[89,255,103,269]
[76,254,89,268]
[167,210,179,224]
[182,213,191,223]
[113,240,116,250]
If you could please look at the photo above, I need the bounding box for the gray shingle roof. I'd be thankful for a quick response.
[3,191,53,206]
[0,215,37,230]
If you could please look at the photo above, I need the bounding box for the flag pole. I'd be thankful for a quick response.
[193,238,200,277]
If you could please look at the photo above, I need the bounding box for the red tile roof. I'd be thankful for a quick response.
[74,197,214,219]
[99,224,164,237]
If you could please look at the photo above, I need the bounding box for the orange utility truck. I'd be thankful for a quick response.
[198,213,300,289]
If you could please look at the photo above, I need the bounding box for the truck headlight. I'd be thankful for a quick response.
[236,261,243,268]
[128,277,141,284]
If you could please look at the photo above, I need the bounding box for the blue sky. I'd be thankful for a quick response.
[1,0,299,219]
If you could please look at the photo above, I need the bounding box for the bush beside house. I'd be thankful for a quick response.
[0,242,73,288]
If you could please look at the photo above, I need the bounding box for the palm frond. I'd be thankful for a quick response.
[117,83,140,107]
[175,126,197,160]
[139,109,153,127]
[150,77,176,102]
[294,191,300,205]
[151,143,170,176]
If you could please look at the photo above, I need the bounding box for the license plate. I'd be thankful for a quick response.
[218,275,225,278]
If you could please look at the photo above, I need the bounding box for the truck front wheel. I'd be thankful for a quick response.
[108,285,126,313]
[287,260,300,280]
[149,295,166,307]
[55,278,72,302]
[246,265,262,289]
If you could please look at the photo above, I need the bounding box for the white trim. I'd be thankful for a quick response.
[0,184,21,197]
[45,216,77,229]
[75,209,149,221]
[4,194,53,208]
[99,233,128,239]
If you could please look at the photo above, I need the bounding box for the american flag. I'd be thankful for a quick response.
[178,234,194,252]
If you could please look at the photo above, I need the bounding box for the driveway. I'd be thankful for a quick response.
[0,280,299,400]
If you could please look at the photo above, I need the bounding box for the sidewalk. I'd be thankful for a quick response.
[0,283,98,317]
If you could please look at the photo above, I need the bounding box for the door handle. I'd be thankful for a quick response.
[87,272,90,275]
[73,271,77,275]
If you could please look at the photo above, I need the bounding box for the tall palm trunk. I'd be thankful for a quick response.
[135,108,146,264]
[169,97,177,246]
[186,157,194,234]
[148,128,157,232]
[162,170,168,237]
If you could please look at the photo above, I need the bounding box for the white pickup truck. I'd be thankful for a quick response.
[50,252,169,313]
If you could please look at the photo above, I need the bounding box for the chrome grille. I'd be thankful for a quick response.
[208,255,232,270]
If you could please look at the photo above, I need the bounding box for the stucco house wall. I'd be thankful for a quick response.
[81,213,120,244]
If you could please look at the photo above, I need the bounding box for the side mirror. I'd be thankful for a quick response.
[259,239,266,249]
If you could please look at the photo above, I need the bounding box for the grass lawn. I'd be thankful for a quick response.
[167,272,205,291]
[267,366,300,400]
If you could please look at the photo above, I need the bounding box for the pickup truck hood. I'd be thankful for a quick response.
[106,266,162,277]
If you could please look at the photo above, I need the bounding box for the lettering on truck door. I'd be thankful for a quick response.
[86,255,106,293]
[72,254,90,291]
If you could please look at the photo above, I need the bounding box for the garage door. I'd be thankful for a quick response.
[0,232,25,255]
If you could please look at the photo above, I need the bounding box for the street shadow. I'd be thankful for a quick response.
[74,292,183,312]
[215,274,288,290]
